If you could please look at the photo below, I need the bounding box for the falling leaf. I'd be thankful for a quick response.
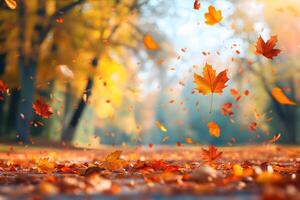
[194,63,229,112]
[4,0,17,10]
[58,65,74,79]
[156,121,167,132]
[193,0,200,10]
[256,35,281,59]
[201,145,223,163]
[221,102,234,116]
[161,136,169,143]
[248,122,257,132]
[32,98,53,119]
[204,6,222,25]
[186,137,194,144]
[194,63,229,95]
[207,121,220,138]
[272,87,297,106]
[267,133,281,144]
[0,80,8,93]
[143,34,159,50]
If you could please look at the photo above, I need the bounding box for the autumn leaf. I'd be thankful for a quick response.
[207,121,220,138]
[194,0,200,10]
[201,145,222,163]
[0,80,8,93]
[248,122,257,132]
[32,98,53,119]
[143,34,159,50]
[194,63,229,95]
[272,87,297,106]
[194,63,229,112]
[256,35,281,59]
[156,121,167,132]
[204,6,222,25]
[4,0,17,10]
[102,150,128,170]
[221,102,234,116]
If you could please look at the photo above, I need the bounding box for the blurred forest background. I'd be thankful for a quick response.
[0,0,299,147]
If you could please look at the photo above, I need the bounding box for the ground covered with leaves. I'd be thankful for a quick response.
[0,145,299,199]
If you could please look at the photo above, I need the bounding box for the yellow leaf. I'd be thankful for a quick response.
[204,6,222,25]
[232,164,243,177]
[207,121,220,137]
[156,121,167,132]
[143,34,159,50]
[4,0,17,10]
[272,87,297,106]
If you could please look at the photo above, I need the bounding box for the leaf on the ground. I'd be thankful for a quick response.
[201,145,222,163]
[102,150,128,170]
[256,35,281,59]
[207,121,220,138]
[204,6,222,25]
[156,121,167,132]
[4,0,17,10]
[194,63,229,95]
[143,34,159,50]
[256,172,282,183]
[272,87,297,105]
[32,97,53,119]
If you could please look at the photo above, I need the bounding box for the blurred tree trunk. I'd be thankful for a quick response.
[5,89,20,136]
[61,57,98,142]
[16,0,85,143]
[0,53,6,135]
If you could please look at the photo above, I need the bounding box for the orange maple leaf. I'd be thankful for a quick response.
[207,121,220,138]
[201,145,223,163]
[32,97,53,119]
[194,0,200,10]
[204,6,222,25]
[256,35,281,59]
[194,63,229,95]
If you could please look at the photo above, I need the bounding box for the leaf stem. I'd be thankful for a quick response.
[209,93,214,114]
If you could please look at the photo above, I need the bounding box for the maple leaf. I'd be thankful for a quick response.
[32,97,53,119]
[204,6,222,25]
[194,0,200,10]
[248,122,257,132]
[102,150,128,170]
[256,35,281,59]
[272,87,297,106]
[221,102,234,116]
[201,145,223,163]
[194,63,229,95]
[143,34,159,50]
[0,80,8,93]
[207,121,220,138]
[194,63,229,112]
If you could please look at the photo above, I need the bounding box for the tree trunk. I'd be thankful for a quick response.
[5,89,20,136]
[61,57,98,142]
[16,59,37,143]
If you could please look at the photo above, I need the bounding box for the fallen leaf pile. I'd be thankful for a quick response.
[0,146,298,198]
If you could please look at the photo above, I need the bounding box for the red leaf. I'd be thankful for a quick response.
[32,97,53,119]
[256,35,281,59]
[193,0,200,10]
[221,102,234,116]
[201,145,223,163]
[0,80,8,93]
